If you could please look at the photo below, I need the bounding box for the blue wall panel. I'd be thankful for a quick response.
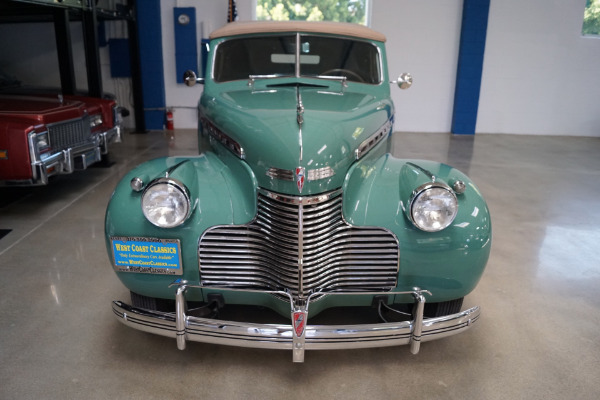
[137,0,166,130]
[108,38,131,77]
[174,8,198,83]
[452,0,490,135]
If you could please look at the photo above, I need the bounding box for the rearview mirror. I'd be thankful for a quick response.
[183,70,204,87]
[393,73,413,90]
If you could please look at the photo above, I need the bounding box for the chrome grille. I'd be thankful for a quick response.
[198,189,399,299]
[48,116,91,151]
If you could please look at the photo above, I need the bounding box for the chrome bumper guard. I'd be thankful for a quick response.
[99,126,121,155]
[31,140,101,185]
[112,282,480,363]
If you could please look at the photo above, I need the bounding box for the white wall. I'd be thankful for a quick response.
[477,0,600,136]
[371,0,463,133]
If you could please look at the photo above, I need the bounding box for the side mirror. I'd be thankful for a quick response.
[183,70,204,87]
[393,73,413,90]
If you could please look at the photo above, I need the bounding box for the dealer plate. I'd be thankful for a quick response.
[111,237,183,275]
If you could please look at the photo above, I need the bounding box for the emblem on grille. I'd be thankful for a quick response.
[293,311,307,337]
[295,167,305,193]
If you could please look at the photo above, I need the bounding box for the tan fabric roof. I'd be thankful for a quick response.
[210,21,386,42]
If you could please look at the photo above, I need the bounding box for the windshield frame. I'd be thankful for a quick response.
[210,33,384,85]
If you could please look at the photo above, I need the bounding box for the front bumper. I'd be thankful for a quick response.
[28,139,101,185]
[112,284,480,362]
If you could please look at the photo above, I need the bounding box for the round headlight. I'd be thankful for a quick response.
[410,184,458,232]
[141,179,191,228]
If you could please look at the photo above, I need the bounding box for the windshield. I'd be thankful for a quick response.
[213,34,381,84]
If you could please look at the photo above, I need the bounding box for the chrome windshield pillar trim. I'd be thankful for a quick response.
[295,33,301,78]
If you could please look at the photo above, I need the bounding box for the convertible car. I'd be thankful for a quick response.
[107,21,491,362]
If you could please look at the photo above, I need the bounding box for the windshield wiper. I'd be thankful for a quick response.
[248,74,294,85]
[248,74,347,90]
[267,82,328,88]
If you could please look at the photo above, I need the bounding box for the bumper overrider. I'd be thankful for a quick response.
[99,126,122,155]
[112,280,481,362]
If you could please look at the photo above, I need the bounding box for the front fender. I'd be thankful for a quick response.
[105,150,257,300]
[342,152,491,302]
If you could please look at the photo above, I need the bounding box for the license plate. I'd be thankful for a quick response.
[111,237,183,275]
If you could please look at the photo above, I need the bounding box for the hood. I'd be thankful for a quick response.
[200,83,393,195]
[0,94,85,124]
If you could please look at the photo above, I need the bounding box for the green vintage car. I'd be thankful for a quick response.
[107,21,491,362]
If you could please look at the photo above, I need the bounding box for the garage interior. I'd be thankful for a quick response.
[1,1,599,399]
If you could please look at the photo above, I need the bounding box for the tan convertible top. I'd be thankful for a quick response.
[210,21,386,42]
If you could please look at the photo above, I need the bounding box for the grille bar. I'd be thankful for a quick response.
[199,189,399,299]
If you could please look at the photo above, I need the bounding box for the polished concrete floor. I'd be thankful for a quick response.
[1,129,599,399]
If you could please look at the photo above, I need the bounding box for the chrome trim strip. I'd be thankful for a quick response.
[406,162,435,181]
[266,166,335,182]
[201,118,246,160]
[307,166,335,181]
[355,119,393,160]
[297,202,304,296]
[266,167,294,181]
[296,85,304,162]
[260,188,342,206]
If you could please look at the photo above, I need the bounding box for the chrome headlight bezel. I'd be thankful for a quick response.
[409,182,458,232]
[141,178,192,228]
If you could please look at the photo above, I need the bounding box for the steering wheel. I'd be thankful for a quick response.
[321,68,365,83]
